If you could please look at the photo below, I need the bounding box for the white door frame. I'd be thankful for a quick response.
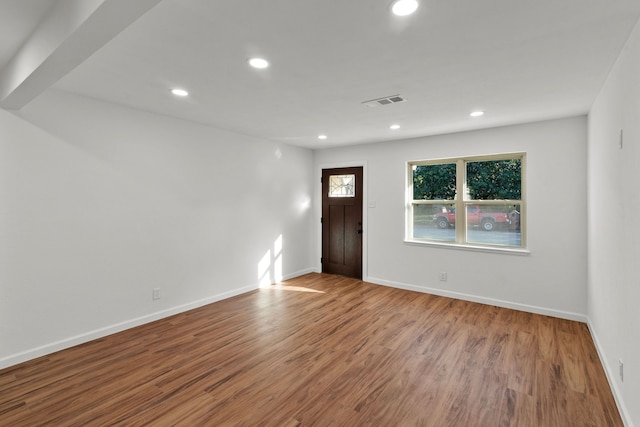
[316,160,368,281]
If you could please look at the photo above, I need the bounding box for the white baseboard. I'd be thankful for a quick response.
[0,283,258,370]
[0,267,322,370]
[587,319,633,427]
[282,267,317,280]
[364,276,630,425]
[365,276,588,323]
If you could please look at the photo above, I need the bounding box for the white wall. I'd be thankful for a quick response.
[315,117,588,319]
[588,15,640,427]
[0,90,314,368]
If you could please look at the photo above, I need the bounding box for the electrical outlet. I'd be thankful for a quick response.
[619,359,624,382]
[152,288,161,300]
[440,272,447,282]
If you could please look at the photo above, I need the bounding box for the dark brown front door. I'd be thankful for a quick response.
[322,167,363,279]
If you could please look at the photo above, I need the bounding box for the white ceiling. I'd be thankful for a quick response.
[2,0,640,149]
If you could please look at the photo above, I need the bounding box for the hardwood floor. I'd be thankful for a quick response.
[0,273,622,426]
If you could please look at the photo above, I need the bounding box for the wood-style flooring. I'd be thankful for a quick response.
[0,273,622,426]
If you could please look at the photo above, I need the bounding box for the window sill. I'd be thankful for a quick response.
[404,239,530,256]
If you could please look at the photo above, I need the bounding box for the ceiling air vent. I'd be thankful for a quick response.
[362,95,406,107]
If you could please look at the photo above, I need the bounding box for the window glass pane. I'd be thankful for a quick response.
[407,154,525,249]
[328,174,355,197]
[466,204,521,247]
[413,163,456,200]
[466,159,521,200]
[413,203,456,242]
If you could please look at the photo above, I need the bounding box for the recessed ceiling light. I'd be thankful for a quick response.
[318,134,328,140]
[248,57,269,69]
[470,111,485,117]
[392,0,419,16]
[171,88,189,97]
[390,124,401,130]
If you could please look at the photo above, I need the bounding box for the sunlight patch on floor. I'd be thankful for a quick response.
[267,284,325,294]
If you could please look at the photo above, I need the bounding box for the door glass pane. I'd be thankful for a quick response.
[413,203,456,242]
[466,204,521,247]
[329,174,355,197]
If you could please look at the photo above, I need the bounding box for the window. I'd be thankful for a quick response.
[407,153,525,249]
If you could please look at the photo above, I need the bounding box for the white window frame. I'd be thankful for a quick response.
[405,153,527,253]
